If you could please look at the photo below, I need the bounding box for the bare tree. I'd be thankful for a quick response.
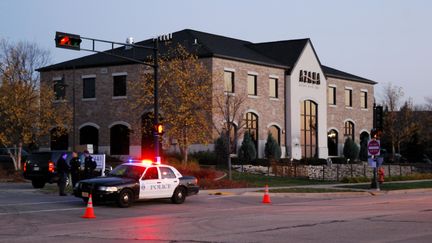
[0,39,71,170]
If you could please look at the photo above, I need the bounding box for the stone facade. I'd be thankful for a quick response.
[235,163,432,181]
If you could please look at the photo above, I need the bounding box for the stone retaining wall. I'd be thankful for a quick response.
[233,163,432,181]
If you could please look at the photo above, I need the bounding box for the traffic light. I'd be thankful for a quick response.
[55,32,82,50]
[374,105,383,130]
[155,123,164,135]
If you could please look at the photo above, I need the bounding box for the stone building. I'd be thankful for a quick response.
[37,29,376,160]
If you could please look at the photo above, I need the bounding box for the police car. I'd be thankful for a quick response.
[73,160,199,207]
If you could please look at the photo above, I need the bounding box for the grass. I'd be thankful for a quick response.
[339,180,432,191]
[231,171,336,187]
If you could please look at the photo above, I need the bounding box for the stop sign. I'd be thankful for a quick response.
[368,139,380,156]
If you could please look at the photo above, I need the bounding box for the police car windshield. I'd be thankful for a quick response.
[109,164,146,180]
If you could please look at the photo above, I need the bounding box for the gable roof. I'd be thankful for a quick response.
[37,29,376,84]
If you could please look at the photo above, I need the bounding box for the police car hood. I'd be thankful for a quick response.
[80,176,135,186]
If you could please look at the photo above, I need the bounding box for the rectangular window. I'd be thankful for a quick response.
[224,71,234,93]
[83,77,96,99]
[345,89,352,107]
[113,75,127,97]
[360,91,368,109]
[328,86,336,105]
[54,79,66,100]
[247,74,257,96]
[269,77,278,98]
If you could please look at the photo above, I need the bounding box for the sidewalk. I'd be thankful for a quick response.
[203,179,432,198]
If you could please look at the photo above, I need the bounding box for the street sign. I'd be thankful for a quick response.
[368,139,380,156]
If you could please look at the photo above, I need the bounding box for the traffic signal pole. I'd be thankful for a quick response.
[55,32,171,161]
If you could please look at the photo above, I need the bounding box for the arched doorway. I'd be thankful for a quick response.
[268,125,281,145]
[141,113,155,159]
[50,127,68,150]
[300,100,318,158]
[110,124,130,155]
[344,121,355,141]
[359,131,370,161]
[328,129,338,156]
[79,125,99,153]
[245,112,258,151]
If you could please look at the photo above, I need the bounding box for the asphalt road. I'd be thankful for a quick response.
[0,182,431,243]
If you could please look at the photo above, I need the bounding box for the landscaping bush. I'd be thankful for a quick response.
[299,158,327,165]
[343,137,359,162]
[214,133,229,167]
[238,132,256,165]
[264,133,281,160]
[190,150,217,165]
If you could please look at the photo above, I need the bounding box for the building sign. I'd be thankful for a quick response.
[299,70,321,85]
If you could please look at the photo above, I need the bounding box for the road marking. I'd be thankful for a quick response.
[0,207,83,215]
[207,195,237,200]
[0,200,78,207]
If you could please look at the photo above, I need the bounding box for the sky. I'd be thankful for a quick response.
[1,0,431,105]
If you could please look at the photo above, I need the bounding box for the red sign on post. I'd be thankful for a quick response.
[368,139,380,156]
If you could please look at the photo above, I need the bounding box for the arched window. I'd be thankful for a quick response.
[268,125,280,145]
[245,112,258,150]
[328,129,338,156]
[344,121,355,141]
[79,126,99,153]
[50,127,68,151]
[110,124,130,155]
[300,100,318,158]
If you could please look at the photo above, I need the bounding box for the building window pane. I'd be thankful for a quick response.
[245,112,258,150]
[247,74,257,96]
[83,77,96,99]
[54,79,66,100]
[328,86,336,105]
[360,91,367,109]
[300,100,318,158]
[345,89,352,107]
[113,75,127,97]
[224,71,234,93]
[269,78,278,98]
[344,121,355,141]
[110,124,129,155]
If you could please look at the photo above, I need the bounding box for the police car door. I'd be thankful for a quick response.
[139,167,162,199]
[158,166,179,197]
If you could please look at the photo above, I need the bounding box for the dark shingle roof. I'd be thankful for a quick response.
[321,65,376,84]
[37,29,376,84]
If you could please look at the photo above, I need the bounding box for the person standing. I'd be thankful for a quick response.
[57,153,70,196]
[83,150,97,179]
[70,151,81,188]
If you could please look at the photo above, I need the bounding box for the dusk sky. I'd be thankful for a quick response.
[1,0,430,105]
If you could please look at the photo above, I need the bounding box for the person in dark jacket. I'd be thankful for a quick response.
[57,153,70,196]
[69,151,81,188]
[83,150,97,179]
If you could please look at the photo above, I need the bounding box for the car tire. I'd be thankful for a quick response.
[117,189,134,208]
[171,187,186,204]
[31,180,46,188]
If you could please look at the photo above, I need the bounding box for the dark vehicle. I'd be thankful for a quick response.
[0,148,28,171]
[23,151,79,188]
[73,162,199,207]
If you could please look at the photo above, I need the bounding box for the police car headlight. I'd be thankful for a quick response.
[98,186,118,192]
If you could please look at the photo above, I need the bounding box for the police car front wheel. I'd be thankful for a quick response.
[117,189,134,207]
[171,187,186,204]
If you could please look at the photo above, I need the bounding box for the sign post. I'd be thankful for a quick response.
[368,139,381,190]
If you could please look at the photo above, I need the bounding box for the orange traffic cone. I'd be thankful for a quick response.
[81,194,96,218]
[262,184,271,204]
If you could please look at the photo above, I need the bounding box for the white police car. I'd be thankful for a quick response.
[73,160,199,207]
